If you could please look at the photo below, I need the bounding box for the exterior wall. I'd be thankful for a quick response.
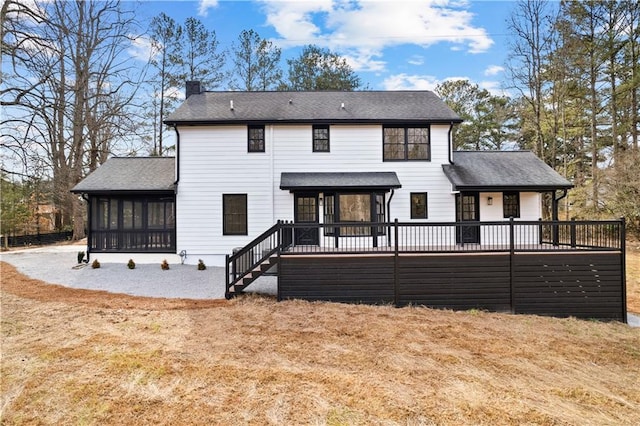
[177,123,456,265]
[478,192,542,246]
[479,192,541,221]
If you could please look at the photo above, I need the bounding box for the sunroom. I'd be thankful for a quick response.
[71,157,176,256]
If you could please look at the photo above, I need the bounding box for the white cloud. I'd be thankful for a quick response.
[260,0,493,71]
[342,48,387,72]
[478,80,508,96]
[198,0,219,17]
[128,35,154,62]
[382,73,441,91]
[484,65,504,76]
[408,55,425,66]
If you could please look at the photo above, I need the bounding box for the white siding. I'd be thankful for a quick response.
[176,123,458,264]
[479,192,541,221]
[478,191,542,246]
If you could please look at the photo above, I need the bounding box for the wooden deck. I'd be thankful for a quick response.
[226,219,627,322]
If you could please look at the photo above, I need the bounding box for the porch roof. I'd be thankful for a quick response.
[71,157,176,194]
[442,151,573,192]
[280,172,402,191]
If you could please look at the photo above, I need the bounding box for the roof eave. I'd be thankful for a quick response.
[165,118,463,126]
[70,188,176,195]
[451,184,574,192]
[280,184,402,191]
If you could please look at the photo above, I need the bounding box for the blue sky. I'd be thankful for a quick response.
[134,0,515,94]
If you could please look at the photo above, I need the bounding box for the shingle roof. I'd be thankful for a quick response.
[280,172,402,191]
[165,91,462,124]
[71,157,175,193]
[442,151,573,191]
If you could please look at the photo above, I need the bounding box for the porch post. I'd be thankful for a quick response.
[509,216,515,314]
[394,218,399,307]
[621,217,627,324]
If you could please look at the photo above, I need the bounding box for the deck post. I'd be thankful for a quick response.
[276,220,282,302]
[509,216,515,314]
[570,218,577,248]
[621,217,627,324]
[224,254,230,299]
[538,218,543,244]
[394,218,399,307]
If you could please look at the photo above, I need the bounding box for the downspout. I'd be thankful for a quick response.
[82,193,91,262]
[551,189,568,246]
[171,124,180,256]
[448,123,454,164]
[171,124,181,185]
[553,189,568,221]
[386,189,395,246]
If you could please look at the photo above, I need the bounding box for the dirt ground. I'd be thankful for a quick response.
[2,254,639,425]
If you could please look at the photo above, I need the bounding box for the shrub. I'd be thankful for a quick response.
[77,251,85,264]
[161,259,170,270]
[197,259,206,271]
[127,259,136,270]
[91,259,100,269]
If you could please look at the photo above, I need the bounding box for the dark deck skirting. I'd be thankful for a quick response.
[278,251,625,321]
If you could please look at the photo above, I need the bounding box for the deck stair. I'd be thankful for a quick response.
[225,222,291,299]
[227,254,278,296]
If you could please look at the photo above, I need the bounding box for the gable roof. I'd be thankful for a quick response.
[442,151,573,191]
[280,172,402,191]
[71,157,175,194]
[165,91,462,125]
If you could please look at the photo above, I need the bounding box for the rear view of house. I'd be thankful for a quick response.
[72,85,626,321]
[160,85,569,265]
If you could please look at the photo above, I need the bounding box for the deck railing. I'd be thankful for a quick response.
[225,218,625,296]
[225,222,287,292]
[280,218,625,255]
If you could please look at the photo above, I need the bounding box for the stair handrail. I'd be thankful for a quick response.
[225,221,282,296]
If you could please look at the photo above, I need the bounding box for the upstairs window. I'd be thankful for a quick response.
[383,126,430,161]
[248,125,265,152]
[313,125,330,152]
[503,192,520,218]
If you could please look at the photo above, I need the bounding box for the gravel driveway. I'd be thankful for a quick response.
[1,243,276,300]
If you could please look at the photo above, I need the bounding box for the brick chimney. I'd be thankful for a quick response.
[186,81,201,98]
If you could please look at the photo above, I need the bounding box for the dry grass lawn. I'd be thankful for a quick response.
[626,244,640,313]
[1,250,640,425]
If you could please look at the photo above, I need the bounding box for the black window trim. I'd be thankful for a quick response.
[382,124,431,162]
[247,125,265,153]
[503,191,521,218]
[312,124,330,152]
[410,192,429,219]
[323,191,386,237]
[223,193,248,235]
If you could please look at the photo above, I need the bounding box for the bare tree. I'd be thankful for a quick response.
[1,0,143,238]
[506,0,557,161]
[148,12,183,155]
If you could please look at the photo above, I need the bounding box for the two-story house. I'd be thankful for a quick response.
[72,83,572,266]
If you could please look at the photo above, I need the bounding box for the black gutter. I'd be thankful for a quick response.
[451,185,574,192]
[81,193,91,262]
[448,123,454,164]
[164,118,464,127]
